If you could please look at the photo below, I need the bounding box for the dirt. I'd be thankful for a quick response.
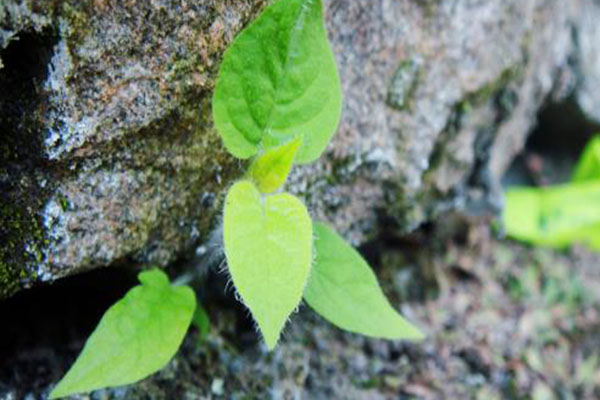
[2,212,600,400]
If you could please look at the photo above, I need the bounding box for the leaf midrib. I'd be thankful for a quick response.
[263,0,317,137]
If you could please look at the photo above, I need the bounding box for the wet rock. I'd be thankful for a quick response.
[1,0,600,296]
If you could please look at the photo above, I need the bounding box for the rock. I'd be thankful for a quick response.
[0,0,263,297]
[1,0,600,297]
[576,1,600,123]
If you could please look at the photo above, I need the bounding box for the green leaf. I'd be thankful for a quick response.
[191,302,211,341]
[504,182,600,250]
[571,135,600,183]
[304,223,424,340]
[223,180,312,349]
[248,137,302,193]
[212,0,342,163]
[50,269,196,399]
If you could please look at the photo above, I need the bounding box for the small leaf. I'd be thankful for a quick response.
[50,269,196,399]
[504,182,600,250]
[248,137,302,193]
[223,181,312,349]
[192,302,211,341]
[571,135,600,182]
[212,0,342,163]
[304,223,424,340]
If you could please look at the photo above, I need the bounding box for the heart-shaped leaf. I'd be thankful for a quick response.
[248,137,302,193]
[223,180,312,349]
[212,0,342,163]
[304,223,424,340]
[50,269,196,399]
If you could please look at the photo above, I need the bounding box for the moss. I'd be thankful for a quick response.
[167,54,206,82]
[425,65,523,174]
[386,59,422,111]
[0,1,65,298]
[60,1,95,49]
[386,65,525,231]
[0,209,35,298]
[0,182,50,299]
[417,0,444,18]
[465,66,522,107]
[0,259,19,299]
[0,186,50,300]
[0,0,263,296]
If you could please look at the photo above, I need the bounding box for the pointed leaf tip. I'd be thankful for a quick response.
[571,135,600,183]
[212,0,342,163]
[224,181,312,349]
[304,223,424,341]
[50,269,196,398]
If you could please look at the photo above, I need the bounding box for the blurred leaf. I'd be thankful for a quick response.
[50,269,195,399]
[505,136,600,251]
[192,302,211,340]
[572,135,600,182]
[504,181,600,250]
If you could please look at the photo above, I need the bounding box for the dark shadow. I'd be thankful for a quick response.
[0,267,138,397]
[0,28,58,168]
[503,96,600,187]
[527,96,598,159]
[0,28,60,299]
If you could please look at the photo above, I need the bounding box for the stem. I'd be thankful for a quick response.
[172,271,195,287]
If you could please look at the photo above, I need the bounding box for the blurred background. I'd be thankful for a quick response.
[1,0,600,399]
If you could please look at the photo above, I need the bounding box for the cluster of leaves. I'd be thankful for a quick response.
[50,0,422,397]
[216,0,422,351]
[504,136,600,250]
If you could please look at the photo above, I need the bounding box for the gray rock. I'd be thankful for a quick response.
[576,0,600,123]
[1,0,600,297]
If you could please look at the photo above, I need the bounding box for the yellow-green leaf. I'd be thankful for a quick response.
[248,137,302,193]
[572,135,600,182]
[223,181,312,349]
[191,302,211,341]
[304,223,424,340]
[504,182,600,250]
[50,269,196,399]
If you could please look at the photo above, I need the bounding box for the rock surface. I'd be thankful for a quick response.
[1,0,600,297]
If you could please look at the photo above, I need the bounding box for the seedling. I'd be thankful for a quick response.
[50,0,423,397]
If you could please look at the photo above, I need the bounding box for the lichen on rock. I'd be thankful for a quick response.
[2,0,600,297]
